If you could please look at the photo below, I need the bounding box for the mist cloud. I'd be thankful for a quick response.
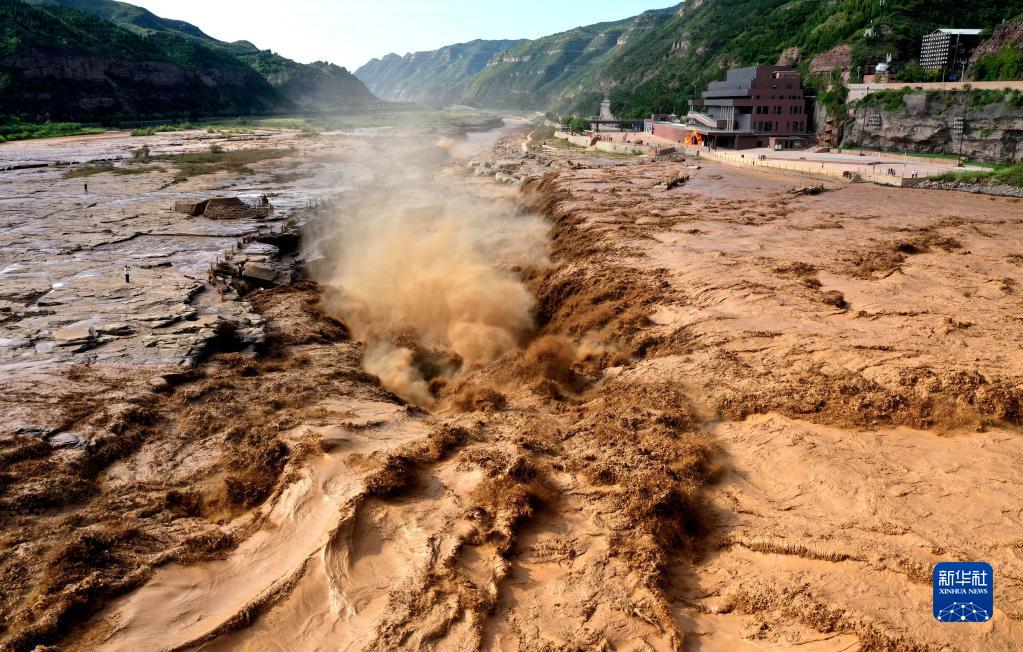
[312,133,548,407]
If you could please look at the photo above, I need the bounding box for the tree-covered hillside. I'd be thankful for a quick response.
[0,0,282,121]
[1,0,376,123]
[356,39,527,107]
[26,0,378,107]
[971,12,1023,81]
[352,0,1023,118]
[25,0,214,39]
[590,0,1023,118]
[457,7,678,111]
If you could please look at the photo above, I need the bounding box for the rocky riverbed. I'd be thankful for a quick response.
[2,122,1022,652]
[0,128,346,420]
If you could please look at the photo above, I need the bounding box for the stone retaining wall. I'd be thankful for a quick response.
[911,180,1023,197]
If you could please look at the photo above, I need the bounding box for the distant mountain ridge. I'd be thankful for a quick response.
[354,8,681,112]
[356,39,527,108]
[458,6,679,112]
[1,0,377,122]
[25,0,217,40]
[355,0,1023,118]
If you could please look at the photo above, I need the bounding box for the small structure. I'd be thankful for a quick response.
[588,91,644,133]
[647,65,810,150]
[920,29,982,75]
[241,261,277,283]
[174,199,211,216]
[863,56,893,83]
[173,196,272,220]
[816,116,842,150]
[203,197,256,220]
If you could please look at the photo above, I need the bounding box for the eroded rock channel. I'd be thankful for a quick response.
[1,121,1022,652]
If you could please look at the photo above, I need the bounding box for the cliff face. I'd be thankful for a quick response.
[13,49,187,85]
[355,40,526,107]
[2,49,280,119]
[2,0,377,122]
[849,91,1023,162]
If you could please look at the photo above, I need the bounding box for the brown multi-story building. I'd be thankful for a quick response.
[646,65,810,150]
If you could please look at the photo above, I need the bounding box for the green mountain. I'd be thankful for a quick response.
[24,0,377,109]
[587,0,1023,118]
[24,0,217,39]
[355,0,1023,118]
[0,0,376,123]
[971,11,1023,81]
[459,6,679,112]
[356,39,527,108]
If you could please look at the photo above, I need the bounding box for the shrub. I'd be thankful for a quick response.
[146,147,290,181]
[895,63,943,83]
[971,46,1023,81]
[858,87,915,112]
[0,117,105,142]
[931,163,1023,188]
[130,123,192,137]
[971,89,1005,108]
[563,116,591,132]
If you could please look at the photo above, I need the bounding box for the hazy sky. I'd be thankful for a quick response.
[129,0,675,71]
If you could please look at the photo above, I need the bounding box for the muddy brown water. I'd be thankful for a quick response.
[3,122,1023,651]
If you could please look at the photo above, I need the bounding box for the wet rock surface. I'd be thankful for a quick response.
[0,126,364,650]
[0,129,339,375]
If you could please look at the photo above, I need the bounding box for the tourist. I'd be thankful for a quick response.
[123,265,130,283]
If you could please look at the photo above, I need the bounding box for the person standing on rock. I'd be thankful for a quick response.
[123,265,130,284]
[83,182,88,193]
